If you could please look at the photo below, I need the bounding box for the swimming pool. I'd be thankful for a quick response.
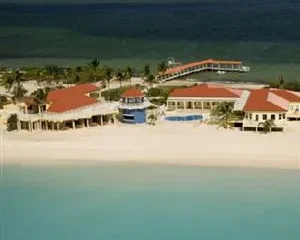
[165,115,203,121]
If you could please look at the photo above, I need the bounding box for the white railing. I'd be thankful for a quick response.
[14,101,119,122]
[118,100,151,110]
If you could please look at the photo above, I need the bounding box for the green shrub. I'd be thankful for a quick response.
[150,98,167,106]
[0,95,8,109]
[101,86,132,101]
[7,114,18,131]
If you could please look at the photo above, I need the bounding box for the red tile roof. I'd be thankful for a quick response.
[121,88,144,98]
[270,89,300,102]
[47,84,99,102]
[243,89,286,112]
[164,59,242,75]
[46,84,99,113]
[169,84,241,98]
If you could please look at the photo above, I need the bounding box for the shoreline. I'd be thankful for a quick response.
[3,158,299,171]
[3,123,300,170]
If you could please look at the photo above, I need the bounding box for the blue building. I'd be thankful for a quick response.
[119,88,150,124]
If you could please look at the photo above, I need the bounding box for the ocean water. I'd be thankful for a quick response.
[1,163,300,240]
[1,1,300,82]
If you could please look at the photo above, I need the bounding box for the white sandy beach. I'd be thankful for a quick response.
[2,121,300,170]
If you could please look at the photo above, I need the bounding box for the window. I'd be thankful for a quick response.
[186,102,193,109]
[279,114,282,120]
[283,114,286,119]
[255,114,259,121]
[194,102,202,109]
[177,102,184,109]
[123,115,134,121]
[263,114,267,120]
[249,114,252,120]
[271,114,275,120]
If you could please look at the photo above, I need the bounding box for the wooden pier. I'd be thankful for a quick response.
[157,59,250,82]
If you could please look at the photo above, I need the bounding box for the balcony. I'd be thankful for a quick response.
[118,99,151,110]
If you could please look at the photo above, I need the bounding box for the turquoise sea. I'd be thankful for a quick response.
[1,163,300,240]
[1,1,300,82]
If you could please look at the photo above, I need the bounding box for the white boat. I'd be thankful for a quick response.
[217,70,226,75]
[167,57,181,67]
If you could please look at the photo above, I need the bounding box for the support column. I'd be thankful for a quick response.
[113,114,117,125]
[210,101,213,110]
[52,122,55,130]
[100,115,103,126]
[45,121,48,130]
[192,102,195,110]
[29,122,32,132]
[201,101,204,111]
[72,120,75,130]
[86,118,89,127]
[57,122,60,131]
[17,120,21,130]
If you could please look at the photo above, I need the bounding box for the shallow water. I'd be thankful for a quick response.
[2,163,300,240]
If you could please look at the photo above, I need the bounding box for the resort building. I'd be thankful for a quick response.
[119,88,150,124]
[168,84,300,131]
[167,84,244,111]
[270,89,300,121]
[234,89,300,131]
[157,59,250,82]
[15,84,118,131]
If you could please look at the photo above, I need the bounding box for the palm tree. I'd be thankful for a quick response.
[75,66,82,73]
[116,68,125,88]
[278,75,285,89]
[88,58,100,69]
[125,66,135,86]
[44,65,59,86]
[4,70,24,91]
[64,68,73,86]
[143,64,151,80]
[210,102,236,129]
[258,119,275,133]
[157,60,167,74]
[4,75,15,90]
[31,88,48,103]
[148,113,158,126]
[103,66,114,101]
[12,83,28,103]
[146,74,156,88]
